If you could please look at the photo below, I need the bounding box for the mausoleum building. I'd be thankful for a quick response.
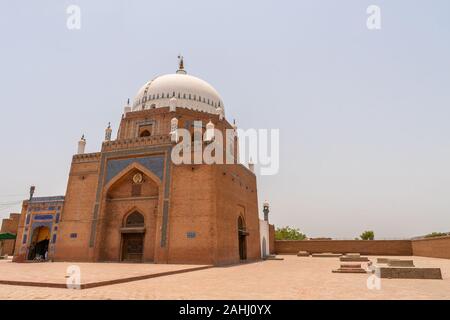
[13,58,270,265]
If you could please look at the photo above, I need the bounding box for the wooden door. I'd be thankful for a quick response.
[122,233,144,262]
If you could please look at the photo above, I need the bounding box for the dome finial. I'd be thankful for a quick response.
[177,54,187,74]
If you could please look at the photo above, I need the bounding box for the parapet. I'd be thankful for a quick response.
[72,152,101,163]
[102,135,172,152]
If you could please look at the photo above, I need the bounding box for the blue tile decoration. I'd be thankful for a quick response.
[187,232,196,238]
[34,214,54,220]
[105,156,165,185]
[31,221,53,230]
[29,196,65,203]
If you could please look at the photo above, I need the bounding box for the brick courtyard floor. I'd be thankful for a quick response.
[0,255,449,299]
[0,259,210,288]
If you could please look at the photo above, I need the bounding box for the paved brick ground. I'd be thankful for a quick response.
[0,255,449,299]
[0,259,207,286]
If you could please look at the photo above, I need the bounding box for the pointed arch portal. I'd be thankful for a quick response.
[238,216,248,261]
[27,226,50,261]
[121,211,145,262]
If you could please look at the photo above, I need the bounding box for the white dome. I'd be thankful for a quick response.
[132,72,224,114]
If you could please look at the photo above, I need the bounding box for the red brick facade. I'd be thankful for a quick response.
[14,107,261,265]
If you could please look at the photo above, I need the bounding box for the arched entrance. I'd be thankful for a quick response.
[28,226,50,261]
[121,212,145,262]
[238,216,247,261]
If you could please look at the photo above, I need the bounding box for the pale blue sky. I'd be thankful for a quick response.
[1,1,449,238]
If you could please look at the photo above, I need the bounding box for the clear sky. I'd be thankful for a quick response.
[1,1,449,239]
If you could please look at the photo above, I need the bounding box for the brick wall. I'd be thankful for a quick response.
[53,156,100,262]
[275,240,413,256]
[269,224,275,254]
[412,236,450,259]
[1,213,20,256]
[213,164,260,265]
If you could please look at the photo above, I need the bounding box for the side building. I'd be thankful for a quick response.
[0,213,20,256]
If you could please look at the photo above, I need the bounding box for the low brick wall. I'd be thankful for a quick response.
[412,236,450,259]
[275,240,413,256]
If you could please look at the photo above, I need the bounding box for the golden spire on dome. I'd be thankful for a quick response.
[176,54,187,74]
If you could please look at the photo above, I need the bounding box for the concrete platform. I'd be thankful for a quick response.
[0,260,212,289]
[379,267,442,280]
[388,259,415,267]
[377,258,390,264]
[265,255,284,260]
[332,263,368,274]
[311,253,342,258]
[332,268,368,274]
[340,256,370,262]
[297,251,310,257]
[345,253,361,257]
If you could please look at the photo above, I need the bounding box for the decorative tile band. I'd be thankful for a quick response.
[33,214,54,220]
[105,155,164,185]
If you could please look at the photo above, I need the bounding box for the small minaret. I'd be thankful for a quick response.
[263,200,270,222]
[104,122,112,141]
[29,186,36,201]
[205,120,215,142]
[77,135,86,154]
[248,158,255,173]
[169,97,177,112]
[124,98,131,115]
[170,117,179,143]
[232,119,240,163]
[216,106,224,121]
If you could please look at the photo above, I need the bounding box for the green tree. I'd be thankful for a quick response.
[424,232,448,238]
[360,230,375,240]
[275,226,307,240]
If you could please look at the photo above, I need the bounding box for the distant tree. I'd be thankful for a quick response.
[360,230,375,240]
[275,226,307,240]
[424,232,448,238]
